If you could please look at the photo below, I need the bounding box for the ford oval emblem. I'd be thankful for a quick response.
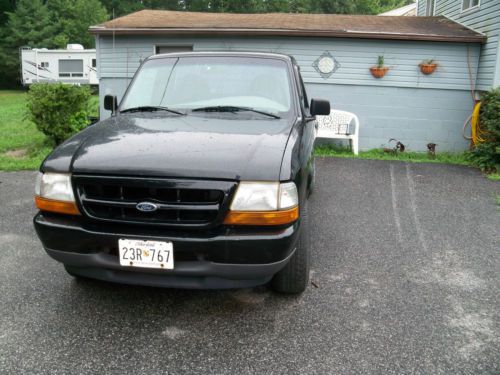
[136,202,158,212]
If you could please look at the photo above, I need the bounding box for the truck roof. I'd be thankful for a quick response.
[149,51,295,63]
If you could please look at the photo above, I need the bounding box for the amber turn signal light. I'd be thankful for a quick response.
[35,196,80,215]
[223,206,299,226]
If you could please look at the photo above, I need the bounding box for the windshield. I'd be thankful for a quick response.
[120,56,293,116]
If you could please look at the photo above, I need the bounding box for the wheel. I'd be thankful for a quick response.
[271,201,310,294]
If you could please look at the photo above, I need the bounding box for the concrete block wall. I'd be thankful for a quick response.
[307,83,473,151]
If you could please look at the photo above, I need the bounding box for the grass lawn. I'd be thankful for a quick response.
[0,90,51,170]
[0,90,99,171]
[315,144,471,166]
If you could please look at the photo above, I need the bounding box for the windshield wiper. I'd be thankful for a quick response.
[191,105,281,119]
[120,106,185,115]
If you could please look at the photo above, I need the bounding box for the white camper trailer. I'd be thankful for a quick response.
[20,44,97,86]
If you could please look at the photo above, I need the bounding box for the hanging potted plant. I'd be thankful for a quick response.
[419,59,438,75]
[370,55,389,78]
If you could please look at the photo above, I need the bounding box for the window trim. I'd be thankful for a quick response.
[425,0,436,16]
[154,45,194,55]
[461,0,481,13]
[58,59,84,78]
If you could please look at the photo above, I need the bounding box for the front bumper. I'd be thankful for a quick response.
[34,213,300,289]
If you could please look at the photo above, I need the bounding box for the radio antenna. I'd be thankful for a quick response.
[112,8,117,111]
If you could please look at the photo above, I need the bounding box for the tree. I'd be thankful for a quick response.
[0,0,54,87]
[100,0,146,18]
[99,0,412,15]
[288,0,310,13]
[2,0,54,47]
[0,0,108,88]
[47,0,108,48]
[0,0,15,26]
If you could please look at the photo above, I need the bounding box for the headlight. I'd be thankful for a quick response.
[36,173,75,201]
[230,182,279,211]
[35,172,80,215]
[224,181,299,225]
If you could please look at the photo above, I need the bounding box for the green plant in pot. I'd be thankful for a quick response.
[370,55,389,78]
[419,59,438,75]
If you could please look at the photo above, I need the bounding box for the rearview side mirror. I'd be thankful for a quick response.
[310,98,330,116]
[104,95,118,113]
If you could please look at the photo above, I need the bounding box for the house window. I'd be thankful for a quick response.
[92,59,96,68]
[41,62,49,68]
[462,0,480,11]
[155,45,193,54]
[425,0,435,15]
[58,59,84,77]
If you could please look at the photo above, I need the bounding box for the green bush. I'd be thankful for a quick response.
[26,83,93,145]
[469,88,500,172]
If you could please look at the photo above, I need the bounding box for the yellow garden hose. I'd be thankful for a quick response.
[464,101,489,146]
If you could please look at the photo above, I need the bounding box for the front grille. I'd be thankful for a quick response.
[73,175,236,228]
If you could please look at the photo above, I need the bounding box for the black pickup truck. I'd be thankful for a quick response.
[33,52,330,294]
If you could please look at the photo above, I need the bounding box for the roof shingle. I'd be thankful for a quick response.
[90,10,485,43]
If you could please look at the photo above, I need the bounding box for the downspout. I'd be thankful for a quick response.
[493,37,500,88]
[441,15,485,92]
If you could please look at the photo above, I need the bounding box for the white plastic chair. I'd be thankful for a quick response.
[316,109,360,155]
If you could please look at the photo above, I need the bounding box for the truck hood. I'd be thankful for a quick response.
[42,114,295,181]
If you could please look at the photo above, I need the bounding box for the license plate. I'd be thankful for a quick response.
[118,239,174,269]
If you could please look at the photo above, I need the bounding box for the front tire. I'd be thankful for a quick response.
[271,202,310,294]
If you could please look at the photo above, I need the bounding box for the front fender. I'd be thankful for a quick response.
[279,117,314,201]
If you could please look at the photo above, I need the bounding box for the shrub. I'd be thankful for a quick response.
[469,88,500,172]
[26,83,93,145]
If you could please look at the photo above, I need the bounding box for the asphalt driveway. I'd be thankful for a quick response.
[0,158,498,374]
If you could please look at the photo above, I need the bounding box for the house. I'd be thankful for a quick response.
[89,10,487,151]
[417,0,500,90]
[379,1,417,16]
